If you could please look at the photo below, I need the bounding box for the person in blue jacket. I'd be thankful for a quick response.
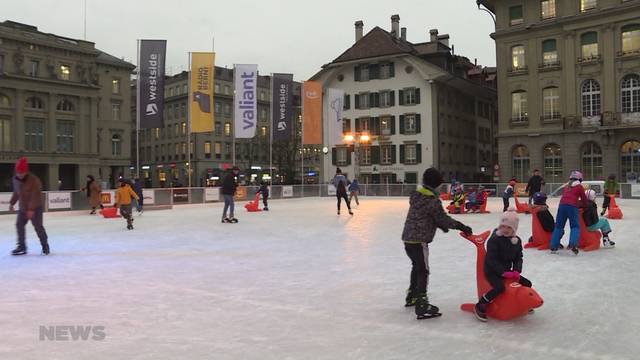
[348,178,360,206]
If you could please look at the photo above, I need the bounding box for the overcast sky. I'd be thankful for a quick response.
[2,0,496,80]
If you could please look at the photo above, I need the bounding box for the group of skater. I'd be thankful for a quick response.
[448,184,488,213]
[330,167,361,216]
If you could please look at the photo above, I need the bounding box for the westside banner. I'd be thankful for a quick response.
[272,73,293,141]
[325,88,345,146]
[138,40,167,129]
[302,81,322,145]
[189,52,215,133]
[234,64,258,138]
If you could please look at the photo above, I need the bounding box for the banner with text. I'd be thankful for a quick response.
[47,192,71,210]
[189,52,215,133]
[325,88,345,146]
[138,40,167,129]
[234,64,258,138]
[302,81,322,145]
[272,73,293,142]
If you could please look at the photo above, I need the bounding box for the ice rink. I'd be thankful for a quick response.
[1,197,639,360]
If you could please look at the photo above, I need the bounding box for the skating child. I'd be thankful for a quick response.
[348,178,360,206]
[402,168,472,319]
[583,189,615,248]
[502,179,516,212]
[114,178,139,230]
[549,171,587,255]
[465,187,477,212]
[601,174,619,216]
[256,181,269,211]
[450,185,465,214]
[527,192,558,246]
[474,209,533,322]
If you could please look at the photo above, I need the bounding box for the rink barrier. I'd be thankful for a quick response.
[1,182,639,215]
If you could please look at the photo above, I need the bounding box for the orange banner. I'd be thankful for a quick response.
[302,81,322,145]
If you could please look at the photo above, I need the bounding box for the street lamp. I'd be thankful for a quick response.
[344,133,371,180]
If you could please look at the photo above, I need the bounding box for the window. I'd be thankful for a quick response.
[174,143,179,156]
[405,144,417,164]
[359,66,370,81]
[59,64,70,80]
[182,142,187,156]
[381,116,392,135]
[224,122,231,136]
[214,101,221,114]
[542,39,558,65]
[183,84,188,94]
[25,119,44,151]
[215,122,222,136]
[542,87,560,120]
[381,145,393,164]
[582,80,601,118]
[512,145,530,182]
[111,102,121,120]
[224,85,230,94]
[511,45,526,70]
[403,88,418,105]
[214,83,220,93]
[543,144,562,182]
[25,97,43,109]
[215,142,222,159]
[190,141,194,157]
[358,93,369,109]
[582,142,602,180]
[224,103,231,115]
[337,147,348,166]
[380,90,393,107]
[261,126,267,137]
[29,60,38,77]
[581,32,599,59]
[204,141,211,158]
[511,91,528,122]
[169,87,174,97]
[154,128,160,140]
[181,104,186,118]
[56,120,74,152]
[57,99,74,112]
[621,141,640,179]
[622,74,640,113]
[541,0,556,19]
[0,54,3,73]
[405,114,417,134]
[509,5,524,26]
[580,0,597,12]
[0,94,10,108]
[622,24,640,54]
[361,146,371,165]
[379,63,394,79]
[0,117,10,151]
[181,122,186,135]
[111,134,122,156]
[112,79,120,94]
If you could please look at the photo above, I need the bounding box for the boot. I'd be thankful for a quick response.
[415,294,440,319]
[11,246,27,256]
[474,296,489,322]
[404,289,417,307]
[41,243,50,256]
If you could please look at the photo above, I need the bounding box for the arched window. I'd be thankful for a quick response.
[511,90,528,122]
[620,140,640,179]
[111,134,122,156]
[511,45,526,70]
[622,24,640,54]
[580,32,598,59]
[622,74,640,113]
[542,87,560,120]
[56,99,74,112]
[581,142,603,180]
[543,144,563,182]
[542,39,558,65]
[512,145,530,182]
[582,80,601,119]
[25,96,43,109]
[0,94,11,108]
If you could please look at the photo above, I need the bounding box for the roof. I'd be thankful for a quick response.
[331,26,416,64]
[96,50,135,69]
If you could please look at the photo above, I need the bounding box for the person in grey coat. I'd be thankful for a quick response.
[331,168,352,215]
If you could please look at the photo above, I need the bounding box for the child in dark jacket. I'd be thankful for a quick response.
[402,168,473,319]
[475,209,533,322]
[256,182,269,211]
[502,179,516,212]
[583,189,615,248]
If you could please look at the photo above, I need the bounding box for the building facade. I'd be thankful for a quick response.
[312,15,497,184]
[0,21,134,191]
[479,0,640,182]
[131,69,320,187]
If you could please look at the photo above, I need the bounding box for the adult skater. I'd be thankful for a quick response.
[402,167,472,319]
[525,169,545,206]
[9,157,50,255]
[348,178,360,206]
[81,175,103,215]
[549,171,588,255]
[132,178,144,214]
[332,168,352,215]
[221,166,240,223]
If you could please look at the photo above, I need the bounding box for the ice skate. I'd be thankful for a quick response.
[603,236,615,248]
[550,248,559,254]
[474,302,488,322]
[41,244,50,256]
[348,210,353,215]
[404,289,417,307]
[570,246,579,255]
[90,209,96,215]
[11,247,27,256]
[415,295,441,319]
[222,217,232,223]
[337,210,340,215]
[229,217,239,223]
[263,207,269,211]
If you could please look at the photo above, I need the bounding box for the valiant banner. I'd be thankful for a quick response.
[233,64,258,138]
[138,40,167,129]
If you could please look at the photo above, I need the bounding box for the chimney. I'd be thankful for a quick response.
[429,29,438,42]
[401,27,407,41]
[355,20,364,42]
[391,14,400,38]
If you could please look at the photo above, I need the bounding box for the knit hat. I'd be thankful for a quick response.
[422,168,443,189]
[499,209,519,233]
[15,157,28,173]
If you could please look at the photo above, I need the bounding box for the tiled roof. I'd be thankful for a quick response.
[331,26,416,64]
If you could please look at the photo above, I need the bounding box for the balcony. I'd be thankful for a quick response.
[542,113,562,124]
[617,49,640,59]
[578,54,602,64]
[620,112,640,125]
[581,115,602,127]
[538,61,562,72]
[510,116,529,127]
[507,66,528,76]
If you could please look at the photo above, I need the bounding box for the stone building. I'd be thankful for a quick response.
[0,20,134,191]
[478,0,640,182]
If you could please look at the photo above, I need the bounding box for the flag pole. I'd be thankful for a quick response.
[269,74,273,186]
[187,52,192,188]
[301,82,304,186]
[232,65,236,167]
[135,39,141,180]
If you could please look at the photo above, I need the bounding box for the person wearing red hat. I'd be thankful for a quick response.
[9,157,49,255]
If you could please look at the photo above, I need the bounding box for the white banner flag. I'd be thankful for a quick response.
[325,88,344,146]
[234,64,258,139]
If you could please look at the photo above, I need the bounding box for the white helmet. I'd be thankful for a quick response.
[585,189,597,201]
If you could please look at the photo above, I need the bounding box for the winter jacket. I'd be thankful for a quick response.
[503,185,514,199]
[10,173,43,211]
[348,180,360,192]
[559,183,587,208]
[83,180,102,208]
[256,184,269,198]
[582,200,600,227]
[221,172,238,195]
[533,205,555,232]
[526,175,544,195]
[114,184,139,206]
[484,230,523,277]
[452,192,465,207]
[133,181,143,199]
[332,175,349,195]
[402,186,464,244]
[604,179,619,195]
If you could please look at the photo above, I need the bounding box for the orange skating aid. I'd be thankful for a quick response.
[578,209,601,251]
[525,206,552,250]
[606,196,623,220]
[100,207,119,218]
[244,193,262,212]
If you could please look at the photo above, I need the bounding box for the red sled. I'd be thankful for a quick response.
[100,207,119,218]
[525,206,552,250]
[514,194,529,214]
[244,193,262,212]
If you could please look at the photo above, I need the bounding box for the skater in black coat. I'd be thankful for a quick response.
[525,170,545,206]
[221,167,240,223]
[256,182,269,211]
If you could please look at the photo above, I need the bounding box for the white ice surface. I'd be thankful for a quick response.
[0,197,639,360]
